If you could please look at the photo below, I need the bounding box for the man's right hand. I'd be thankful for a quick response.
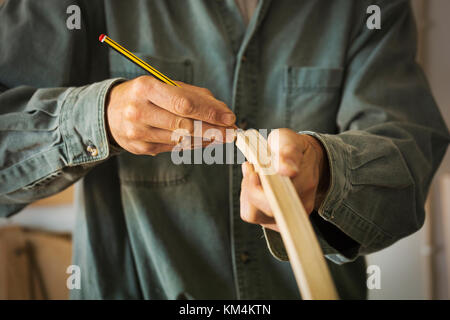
[105,76,236,155]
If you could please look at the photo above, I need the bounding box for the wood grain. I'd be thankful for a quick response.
[236,129,338,300]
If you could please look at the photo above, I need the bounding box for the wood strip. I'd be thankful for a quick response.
[236,129,338,300]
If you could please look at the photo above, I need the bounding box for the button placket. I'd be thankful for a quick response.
[220,0,271,299]
[231,44,266,300]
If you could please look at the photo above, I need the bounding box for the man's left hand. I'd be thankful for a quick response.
[239,128,330,232]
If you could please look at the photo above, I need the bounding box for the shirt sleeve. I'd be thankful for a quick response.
[0,79,124,217]
[0,0,123,216]
[264,0,449,264]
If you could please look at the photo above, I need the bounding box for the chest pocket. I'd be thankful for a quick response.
[109,51,194,185]
[284,66,344,133]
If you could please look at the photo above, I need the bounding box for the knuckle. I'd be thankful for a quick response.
[132,76,146,93]
[124,104,140,121]
[205,109,218,123]
[240,211,249,222]
[144,143,158,155]
[172,95,194,115]
[171,116,187,130]
[239,197,257,224]
[280,145,299,157]
[304,202,314,214]
[181,118,194,132]
[129,146,144,155]
[240,207,250,223]
[241,210,257,224]
[125,127,139,140]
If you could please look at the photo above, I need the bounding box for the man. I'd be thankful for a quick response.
[0,0,448,299]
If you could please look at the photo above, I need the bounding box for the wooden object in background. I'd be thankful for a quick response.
[32,186,74,207]
[236,129,338,300]
[0,227,32,299]
[0,227,72,299]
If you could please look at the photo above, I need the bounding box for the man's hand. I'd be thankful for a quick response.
[106,76,236,155]
[240,128,330,232]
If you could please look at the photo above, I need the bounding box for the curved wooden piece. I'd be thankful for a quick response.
[235,129,338,300]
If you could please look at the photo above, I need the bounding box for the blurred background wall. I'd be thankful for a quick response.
[0,0,449,300]
[367,0,450,300]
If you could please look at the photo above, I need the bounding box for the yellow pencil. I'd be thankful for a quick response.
[99,34,180,87]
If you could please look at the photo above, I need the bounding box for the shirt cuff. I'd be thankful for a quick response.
[299,131,360,263]
[59,78,125,166]
[298,131,351,220]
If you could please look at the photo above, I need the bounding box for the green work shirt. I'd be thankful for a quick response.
[0,0,448,299]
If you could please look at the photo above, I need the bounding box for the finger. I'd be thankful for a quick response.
[125,102,194,133]
[123,124,182,145]
[241,162,273,216]
[192,121,236,143]
[126,102,235,142]
[174,136,215,151]
[241,163,275,225]
[240,197,276,225]
[145,77,236,126]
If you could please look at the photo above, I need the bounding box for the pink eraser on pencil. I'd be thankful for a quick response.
[99,34,106,42]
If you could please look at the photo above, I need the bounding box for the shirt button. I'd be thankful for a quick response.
[240,252,250,264]
[238,118,248,130]
[87,144,98,157]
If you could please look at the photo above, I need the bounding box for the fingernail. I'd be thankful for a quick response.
[284,159,299,173]
[221,113,236,125]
